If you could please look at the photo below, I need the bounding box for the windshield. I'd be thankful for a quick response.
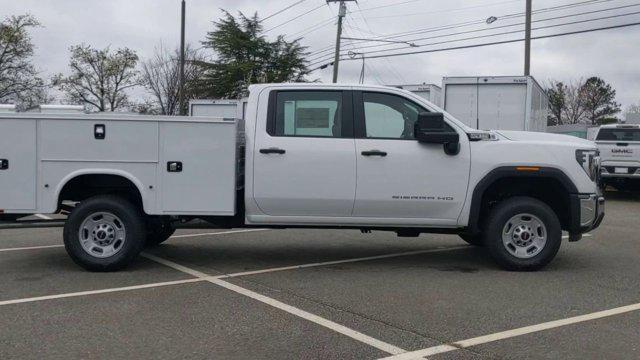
[596,128,640,142]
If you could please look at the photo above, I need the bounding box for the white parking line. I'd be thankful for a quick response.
[379,301,640,360]
[219,246,469,279]
[142,253,407,356]
[0,244,63,252]
[0,278,206,306]
[0,229,268,253]
[170,228,269,238]
[562,233,593,239]
[211,277,407,355]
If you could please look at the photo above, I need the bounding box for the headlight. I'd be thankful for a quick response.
[575,149,600,182]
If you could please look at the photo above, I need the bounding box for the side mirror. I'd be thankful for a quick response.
[414,112,460,155]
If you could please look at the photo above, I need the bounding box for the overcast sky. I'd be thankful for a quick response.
[3,0,640,109]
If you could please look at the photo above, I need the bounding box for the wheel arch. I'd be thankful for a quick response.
[55,169,150,214]
[468,166,578,234]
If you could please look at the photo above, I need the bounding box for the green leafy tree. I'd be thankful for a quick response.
[0,14,47,109]
[53,44,139,111]
[196,11,309,99]
[580,77,621,125]
[546,81,566,126]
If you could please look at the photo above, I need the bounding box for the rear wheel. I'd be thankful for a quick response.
[63,195,145,271]
[483,196,561,271]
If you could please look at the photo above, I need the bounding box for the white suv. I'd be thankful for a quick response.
[595,124,640,190]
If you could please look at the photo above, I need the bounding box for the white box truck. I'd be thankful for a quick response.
[391,84,442,107]
[0,83,603,272]
[442,76,548,132]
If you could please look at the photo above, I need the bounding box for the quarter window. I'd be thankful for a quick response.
[273,91,344,137]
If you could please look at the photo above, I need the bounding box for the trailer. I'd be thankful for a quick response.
[391,83,442,107]
[442,76,548,132]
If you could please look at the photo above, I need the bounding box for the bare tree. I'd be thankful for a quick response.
[561,79,588,125]
[52,44,139,111]
[0,14,46,107]
[139,44,205,115]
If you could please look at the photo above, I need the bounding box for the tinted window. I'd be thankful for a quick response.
[274,91,343,137]
[362,92,453,139]
[596,128,640,141]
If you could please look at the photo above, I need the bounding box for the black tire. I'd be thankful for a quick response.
[63,195,146,272]
[459,234,484,247]
[483,196,562,271]
[145,219,176,246]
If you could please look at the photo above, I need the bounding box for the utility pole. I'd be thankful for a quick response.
[524,0,532,76]
[327,0,355,83]
[179,0,186,115]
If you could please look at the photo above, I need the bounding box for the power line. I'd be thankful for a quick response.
[307,0,627,64]
[261,0,309,22]
[308,11,640,65]
[341,3,640,54]
[349,9,640,57]
[347,11,402,84]
[310,20,640,68]
[286,17,335,39]
[350,5,407,83]
[362,0,614,40]
[264,3,327,33]
[307,0,614,57]
[366,0,523,19]
[350,0,519,14]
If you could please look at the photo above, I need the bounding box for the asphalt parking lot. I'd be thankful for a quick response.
[1,191,639,360]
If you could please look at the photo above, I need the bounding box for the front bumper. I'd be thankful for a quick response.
[568,194,605,241]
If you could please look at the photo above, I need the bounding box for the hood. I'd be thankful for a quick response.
[496,130,596,148]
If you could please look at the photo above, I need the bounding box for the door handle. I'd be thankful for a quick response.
[260,148,286,155]
[361,150,387,157]
[0,159,7,170]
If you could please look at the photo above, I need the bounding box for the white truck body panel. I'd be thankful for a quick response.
[189,99,248,120]
[442,76,548,132]
[0,114,237,215]
[391,84,442,107]
[0,119,37,210]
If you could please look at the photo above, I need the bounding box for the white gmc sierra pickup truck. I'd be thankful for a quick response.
[0,83,604,271]
[595,124,640,190]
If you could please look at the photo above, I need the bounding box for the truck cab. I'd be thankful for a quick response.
[0,83,604,272]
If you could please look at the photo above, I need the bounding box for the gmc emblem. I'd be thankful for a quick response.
[612,149,633,154]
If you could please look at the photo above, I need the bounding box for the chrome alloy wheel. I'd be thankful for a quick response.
[78,212,126,258]
[501,213,547,259]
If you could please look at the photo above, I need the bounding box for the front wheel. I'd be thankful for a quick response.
[63,195,146,271]
[483,197,562,271]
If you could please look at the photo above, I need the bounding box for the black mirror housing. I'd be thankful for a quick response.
[414,112,460,155]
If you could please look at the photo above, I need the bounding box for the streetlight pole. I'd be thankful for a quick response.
[179,0,186,115]
[524,0,532,76]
